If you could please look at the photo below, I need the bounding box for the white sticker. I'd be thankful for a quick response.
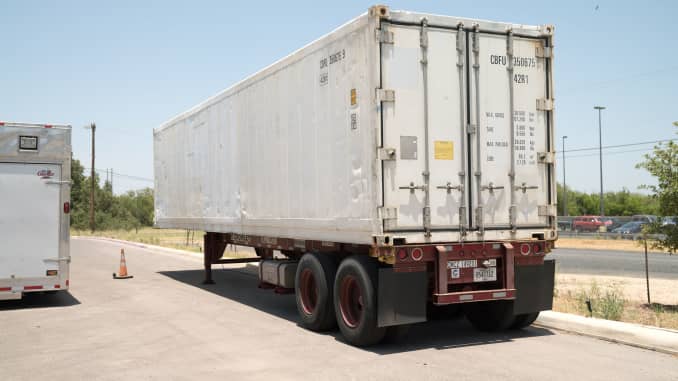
[447,260,477,269]
[450,268,460,279]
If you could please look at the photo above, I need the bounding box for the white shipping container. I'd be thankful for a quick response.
[154,6,556,245]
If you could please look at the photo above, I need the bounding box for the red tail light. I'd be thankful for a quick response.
[397,248,408,261]
[411,248,424,261]
[533,243,542,254]
[520,243,531,255]
[64,202,70,214]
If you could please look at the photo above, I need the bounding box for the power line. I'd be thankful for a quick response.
[559,138,675,153]
[84,167,153,183]
[565,147,654,159]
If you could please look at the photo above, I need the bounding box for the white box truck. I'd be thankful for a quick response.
[0,122,72,300]
[154,5,556,346]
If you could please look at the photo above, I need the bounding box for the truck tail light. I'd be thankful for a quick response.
[64,202,70,214]
[46,270,58,276]
[533,243,542,254]
[411,248,423,261]
[397,248,408,261]
[519,243,531,256]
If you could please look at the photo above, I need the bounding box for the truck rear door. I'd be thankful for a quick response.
[380,22,468,234]
[379,21,553,235]
[0,162,62,279]
[469,32,552,230]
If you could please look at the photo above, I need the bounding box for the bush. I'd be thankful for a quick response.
[575,281,626,321]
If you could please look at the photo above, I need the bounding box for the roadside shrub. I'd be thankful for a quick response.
[575,281,626,321]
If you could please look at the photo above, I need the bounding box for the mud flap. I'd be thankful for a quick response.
[377,268,427,327]
[513,259,555,315]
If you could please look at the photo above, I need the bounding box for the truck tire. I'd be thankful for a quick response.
[463,300,515,331]
[334,255,386,346]
[295,253,337,331]
[510,312,540,329]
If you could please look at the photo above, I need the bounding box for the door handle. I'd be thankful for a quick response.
[515,182,538,193]
[481,182,504,194]
[436,182,462,193]
[399,182,427,194]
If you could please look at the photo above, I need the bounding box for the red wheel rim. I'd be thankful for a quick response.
[299,268,318,315]
[339,275,363,328]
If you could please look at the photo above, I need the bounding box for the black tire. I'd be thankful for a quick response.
[294,253,337,331]
[510,312,540,329]
[463,300,515,332]
[334,255,386,346]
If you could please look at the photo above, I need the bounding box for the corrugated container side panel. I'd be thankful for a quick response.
[154,15,378,243]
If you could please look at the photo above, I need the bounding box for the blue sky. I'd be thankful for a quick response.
[2,0,676,194]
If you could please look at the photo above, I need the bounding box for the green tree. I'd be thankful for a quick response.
[636,124,678,253]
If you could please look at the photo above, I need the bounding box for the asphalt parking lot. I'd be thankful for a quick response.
[1,238,676,381]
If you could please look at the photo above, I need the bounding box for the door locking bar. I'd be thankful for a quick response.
[481,182,504,194]
[399,182,427,194]
[436,182,463,193]
[515,182,538,193]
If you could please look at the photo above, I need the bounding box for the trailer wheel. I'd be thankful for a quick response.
[463,300,515,331]
[294,253,337,331]
[510,312,540,329]
[334,255,386,346]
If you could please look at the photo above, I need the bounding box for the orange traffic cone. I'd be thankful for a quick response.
[113,249,133,279]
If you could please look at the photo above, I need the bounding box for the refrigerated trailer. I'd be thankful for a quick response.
[0,122,72,300]
[154,5,557,346]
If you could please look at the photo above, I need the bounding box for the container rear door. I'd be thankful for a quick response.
[469,33,551,229]
[381,23,468,233]
[0,163,61,278]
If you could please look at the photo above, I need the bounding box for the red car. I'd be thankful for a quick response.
[572,216,613,232]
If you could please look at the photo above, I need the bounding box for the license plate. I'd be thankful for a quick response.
[473,267,497,282]
[447,260,477,269]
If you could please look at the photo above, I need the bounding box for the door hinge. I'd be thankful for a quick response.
[376,29,394,44]
[379,207,398,231]
[538,205,558,217]
[536,98,554,111]
[378,147,396,161]
[535,45,552,58]
[376,88,395,103]
[538,151,555,164]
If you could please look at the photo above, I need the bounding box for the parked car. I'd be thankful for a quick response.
[661,216,677,226]
[572,216,613,232]
[631,215,657,223]
[612,221,646,235]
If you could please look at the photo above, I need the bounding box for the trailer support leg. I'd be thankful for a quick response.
[203,233,215,285]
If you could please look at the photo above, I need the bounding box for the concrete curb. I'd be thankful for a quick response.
[536,311,678,356]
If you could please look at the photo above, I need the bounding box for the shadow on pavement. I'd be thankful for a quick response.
[159,267,555,353]
[0,291,80,311]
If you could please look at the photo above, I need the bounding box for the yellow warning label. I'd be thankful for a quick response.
[350,88,357,106]
[434,141,454,160]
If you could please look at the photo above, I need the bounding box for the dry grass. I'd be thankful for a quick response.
[72,227,256,258]
[554,274,678,330]
[72,227,205,253]
[556,237,666,253]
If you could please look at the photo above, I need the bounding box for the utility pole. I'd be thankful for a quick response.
[110,168,113,193]
[562,135,568,216]
[594,106,605,216]
[85,123,96,232]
